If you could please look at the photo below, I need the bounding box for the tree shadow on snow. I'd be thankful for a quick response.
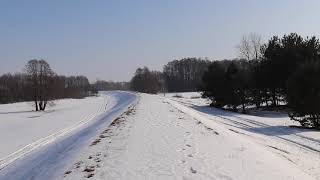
[0,109,55,115]
[247,110,288,118]
[0,110,34,114]
[189,104,320,151]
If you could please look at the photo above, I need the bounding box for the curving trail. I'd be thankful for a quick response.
[0,91,137,180]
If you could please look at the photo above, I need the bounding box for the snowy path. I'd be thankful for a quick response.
[0,91,137,180]
[169,95,320,179]
[64,94,315,180]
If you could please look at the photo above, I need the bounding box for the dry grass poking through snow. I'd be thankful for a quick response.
[63,105,136,179]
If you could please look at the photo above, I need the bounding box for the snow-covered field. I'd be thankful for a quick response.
[0,91,137,180]
[0,91,319,180]
[0,95,106,167]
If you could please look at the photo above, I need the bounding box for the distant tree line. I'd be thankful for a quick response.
[130,67,165,94]
[130,58,210,94]
[92,80,129,92]
[0,59,93,111]
[163,58,211,92]
[202,33,320,128]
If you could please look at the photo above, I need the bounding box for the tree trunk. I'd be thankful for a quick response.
[38,102,42,111]
[43,101,47,111]
[39,101,44,111]
[272,88,277,107]
[35,100,38,111]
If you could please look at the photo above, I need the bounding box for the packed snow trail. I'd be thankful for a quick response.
[0,91,137,180]
[167,93,320,179]
[64,94,314,180]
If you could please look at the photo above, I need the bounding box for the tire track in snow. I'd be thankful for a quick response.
[172,98,320,154]
[166,97,320,179]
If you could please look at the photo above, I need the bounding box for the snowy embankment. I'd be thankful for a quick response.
[167,92,320,179]
[64,93,316,180]
[0,91,137,180]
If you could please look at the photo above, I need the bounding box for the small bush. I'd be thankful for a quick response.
[190,95,201,99]
[172,94,183,98]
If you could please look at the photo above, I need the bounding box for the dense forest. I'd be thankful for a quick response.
[202,33,320,128]
[130,33,320,128]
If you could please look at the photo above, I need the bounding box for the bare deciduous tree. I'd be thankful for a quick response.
[25,59,54,111]
[238,33,263,61]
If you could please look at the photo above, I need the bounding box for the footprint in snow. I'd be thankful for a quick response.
[85,173,94,178]
[190,167,197,174]
[83,165,95,173]
[64,170,72,177]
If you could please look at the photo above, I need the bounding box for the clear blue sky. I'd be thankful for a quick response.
[1,0,319,81]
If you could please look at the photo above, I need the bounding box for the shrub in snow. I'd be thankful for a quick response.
[172,94,183,98]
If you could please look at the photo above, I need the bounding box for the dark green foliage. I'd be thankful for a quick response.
[201,33,320,128]
[261,33,320,106]
[202,61,228,108]
[202,60,250,112]
[287,61,320,128]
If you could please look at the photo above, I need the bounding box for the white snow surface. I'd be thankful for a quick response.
[168,92,320,179]
[1,91,319,180]
[63,93,318,180]
[0,91,137,180]
[0,95,106,167]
